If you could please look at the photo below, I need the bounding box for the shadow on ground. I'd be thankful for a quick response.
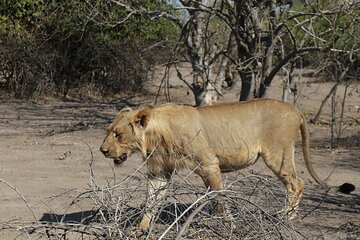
[39,203,194,227]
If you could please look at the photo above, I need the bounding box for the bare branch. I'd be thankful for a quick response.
[0,178,38,224]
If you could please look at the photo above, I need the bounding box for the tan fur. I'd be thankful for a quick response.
[100,99,340,232]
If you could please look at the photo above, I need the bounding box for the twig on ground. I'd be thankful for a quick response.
[0,178,38,224]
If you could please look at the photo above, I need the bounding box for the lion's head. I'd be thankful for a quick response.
[100,107,150,166]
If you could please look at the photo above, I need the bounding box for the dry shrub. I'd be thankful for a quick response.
[0,37,147,99]
[2,167,360,239]
[0,39,58,99]
[0,138,358,239]
[78,42,147,96]
[0,167,299,239]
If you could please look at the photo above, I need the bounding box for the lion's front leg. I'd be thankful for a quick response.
[198,166,235,230]
[138,172,171,231]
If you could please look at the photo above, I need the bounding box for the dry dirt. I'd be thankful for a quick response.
[0,68,359,239]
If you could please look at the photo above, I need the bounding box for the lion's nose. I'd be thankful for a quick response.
[100,146,109,155]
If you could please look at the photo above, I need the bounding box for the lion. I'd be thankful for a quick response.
[100,98,355,232]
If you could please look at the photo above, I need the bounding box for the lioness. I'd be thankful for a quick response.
[100,99,354,231]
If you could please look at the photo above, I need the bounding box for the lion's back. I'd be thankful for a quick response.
[147,99,302,147]
[150,99,302,141]
[195,99,303,147]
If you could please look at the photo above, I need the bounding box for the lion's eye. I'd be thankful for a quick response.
[114,133,122,139]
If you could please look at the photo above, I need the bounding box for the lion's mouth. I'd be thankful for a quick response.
[114,153,127,166]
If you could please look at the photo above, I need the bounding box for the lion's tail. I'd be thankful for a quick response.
[300,113,355,194]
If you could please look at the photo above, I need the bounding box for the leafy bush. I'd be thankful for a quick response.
[283,1,360,79]
[0,0,179,99]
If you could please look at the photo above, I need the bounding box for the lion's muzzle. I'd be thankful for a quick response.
[100,145,128,166]
[100,145,109,156]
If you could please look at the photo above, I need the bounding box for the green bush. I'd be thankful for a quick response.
[0,0,179,98]
[282,1,359,78]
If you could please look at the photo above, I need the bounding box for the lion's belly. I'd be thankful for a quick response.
[216,148,261,173]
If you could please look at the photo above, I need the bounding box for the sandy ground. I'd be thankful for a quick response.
[0,68,359,239]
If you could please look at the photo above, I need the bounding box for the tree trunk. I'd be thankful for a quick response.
[282,62,295,102]
[258,32,277,98]
[239,70,253,101]
[197,53,229,105]
[312,82,339,124]
[330,88,338,148]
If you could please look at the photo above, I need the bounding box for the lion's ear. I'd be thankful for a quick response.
[134,110,150,129]
[120,107,133,113]
[116,107,133,117]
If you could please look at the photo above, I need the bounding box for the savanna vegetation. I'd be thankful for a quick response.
[0,0,179,99]
[1,1,358,102]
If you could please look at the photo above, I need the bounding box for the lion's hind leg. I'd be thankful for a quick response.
[262,146,304,220]
[287,176,304,219]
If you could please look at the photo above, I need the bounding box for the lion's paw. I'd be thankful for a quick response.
[126,226,146,239]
